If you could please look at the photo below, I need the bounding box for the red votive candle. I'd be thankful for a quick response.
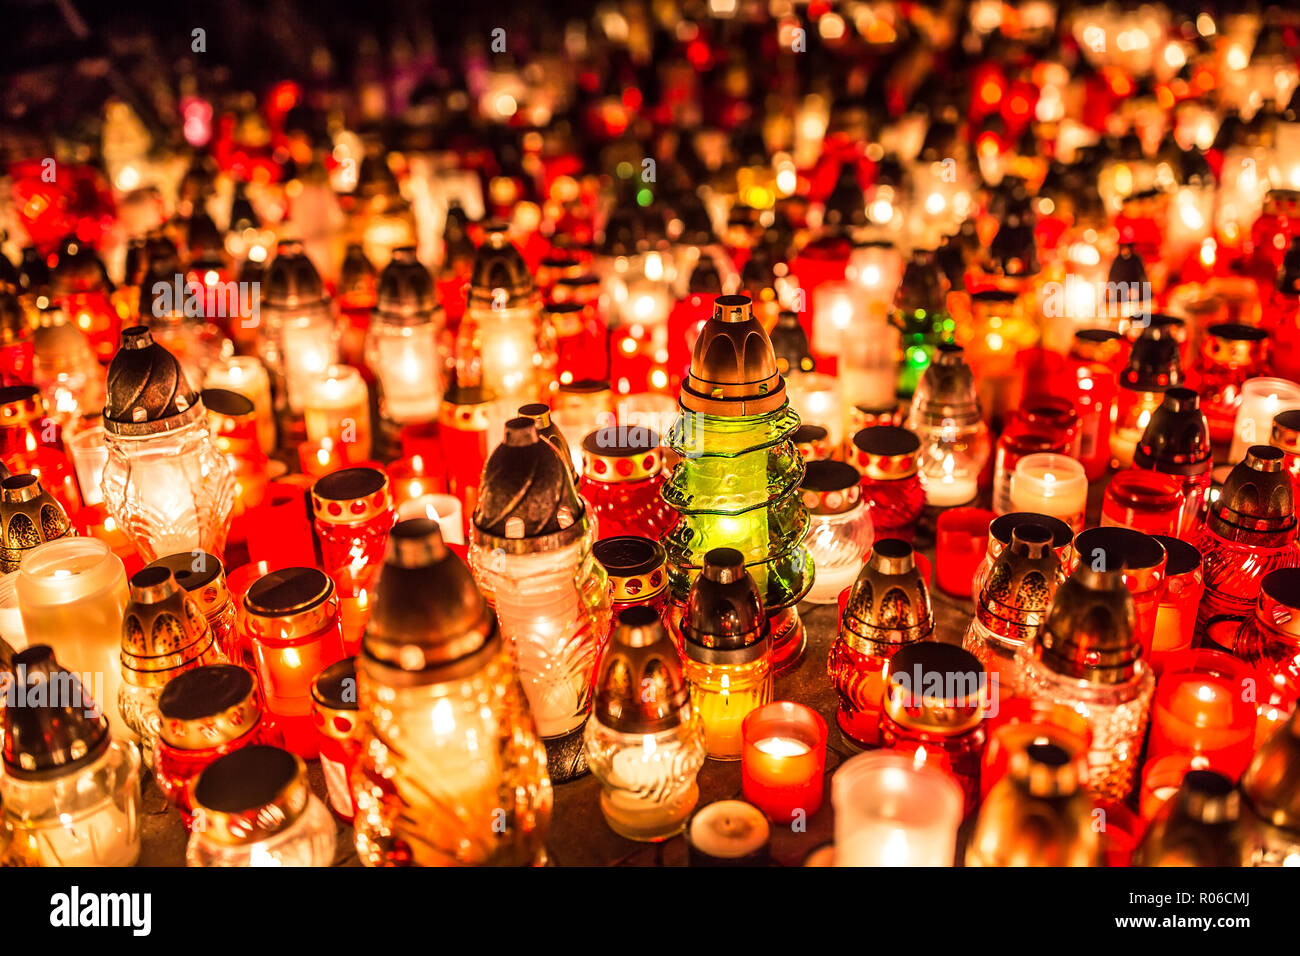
[1148,649,1257,780]
[1138,753,1202,822]
[245,477,318,569]
[935,507,995,598]
[741,701,828,824]
[1148,535,1203,674]
[1100,469,1185,537]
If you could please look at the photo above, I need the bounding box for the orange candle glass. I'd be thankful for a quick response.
[741,701,828,824]
[1148,649,1257,781]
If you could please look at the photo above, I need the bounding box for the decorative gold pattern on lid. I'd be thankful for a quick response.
[593,606,690,734]
[158,664,262,750]
[190,745,311,845]
[0,474,74,574]
[850,426,920,481]
[121,566,220,687]
[311,467,394,526]
[840,538,933,655]
[312,657,360,744]
[582,426,662,482]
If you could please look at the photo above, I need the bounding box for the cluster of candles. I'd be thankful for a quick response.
[2,0,1300,868]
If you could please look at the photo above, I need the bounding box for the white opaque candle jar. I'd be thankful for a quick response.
[811,281,870,355]
[280,311,340,416]
[204,355,275,453]
[65,420,108,506]
[303,365,372,460]
[1009,453,1089,532]
[832,750,963,866]
[785,372,845,450]
[16,537,131,740]
[1229,378,1300,464]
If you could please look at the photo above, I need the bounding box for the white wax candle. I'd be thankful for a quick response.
[396,493,464,545]
[922,473,978,507]
[1009,453,1089,531]
[832,750,963,867]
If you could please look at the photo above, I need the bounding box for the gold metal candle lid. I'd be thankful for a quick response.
[1208,446,1298,542]
[682,548,770,665]
[593,606,690,734]
[362,518,499,682]
[121,566,219,686]
[1074,526,1167,592]
[1254,569,1300,639]
[883,641,986,736]
[2,645,110,780]
[374,246,437,325]
[1036,565,1141,684]
[311,467,394,526]
[0,474,74,574]
[190,745,311,845]
[468,227,537,311]
[103,326,206,436]
[840,538,933,654]
[581,425,662,482]
[158,664,262,750]
[146,551,231,619]
[976,523,1064,644]
[473,418,589,552]
[311,657,360,742]
[243,567,338,643]
[519,402,579,481]
[800,460,864,515]
[593,535,667,603]
[850,425,920,480]
[680,294,785,417]
[1241,705,1300,830]
[0,384,45,427]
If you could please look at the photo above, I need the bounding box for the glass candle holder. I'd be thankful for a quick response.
[992,426,1067,516]
[829,540,933,749]
[187,745,335,867]
[1009,453,1089,533]
[1149,536,1204,672]
[1111,325,1183,468]
[1014,566,1155,801]
[303,366,372,465]
[366,246,445,426]
[259,242,339,420]
[980,702,1093,800]
[831,750,963,866]
[1194,323,1270,445]
[905,344,990,508]
[663,295,813,672]
[353,518,552,867]
[593,535,669,623]
[0,385,83,515]
[311,467,395,655]
[1274,409,1300,501]
[1234,568,1300,747]
[242,567,347,758]
[1195,446,1300,645]
[1074,527,1168,658]
[395,492,463,545]
[1101,468,1185,537]
[935,507,995,599]
[100,328,236,562]
[244,477,318,569]
[16,536,130,741]
[879,642,988,813]
[579,425,677,541]
[1229,377,1300,464]
[1136,768,1246,864]
[972,511,1075,601]
[784,371,844,450]
[800,460,874,604]
[1132,387,1212,537]
[849,425,925,543]
[65,415,108,507]
[118,565,222,760]
[0,646,141,866]
[311,657,361,821]
[154,664,272,827]
[679,549,774,760]
[1148,649,1257,781]
[585,606,706,841]
[204,355,275,454]
[30,307,104,427]
[741,701,828,824]
[1061,335,1121,481]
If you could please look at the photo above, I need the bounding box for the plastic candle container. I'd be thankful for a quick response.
[16,536,131,741]
[992,426,1066,516]
[1132,387,1213,538]
[579,425,677,541]
[800,460,874,605]
[1147,649,1257,780]
[1146,535,1204,672]
[593,535,670,624]
[203,355,275,453]
[1194,324,1270,445]
[905,344,989,508]
[259,242,339,421]
[741,701,828,823]
[311,657,362,821]
[154,664,273,827]
[832,750,963,867]
[1229,377,1300,464]
[242,567,347,758]
[187,746,335,867]
[679,549,773,761]
[0,473,75,574]
[303,366,372,464]
[353,518,552,867]
[935,507,995,598]
[849,425,926,543]
[0,646,141,866]
[1009,453,1089,533]
[365,246,445,426]
[1233,568,1300,747]
[1102,468,1185,539]
[1074,527,1168,658]
[65,416,109,506]
[585,607,706,841]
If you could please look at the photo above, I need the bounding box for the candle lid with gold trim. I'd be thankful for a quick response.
[1036,565,1140,684]
[468,227,537,311]
[976,523,1064,645]
[593,606,690,734]
[1074,527,1167,592]
[792,424,831,460]
[243,567,338,643]
[883,641,986,735]
[1273,408,1300,455]
[103,326,205,437]
[681,548,770,665]
[0,384,45,428]
[1134,769,1243,866]
[593,535,667,603]
[311,657,360,743]
[374,246,437,326]
[850,425,920,480]
[146,551,231,620]
[158,664,262,750]
[1254,568,1300,640]
[1071,328,1122,365]
[311,467,394,527]
[0,473,74,574]
[1208,446,1298,543]
[363,518,498,682]
[581,425,662,482]
[264,240,329,312]
[800,460,863,515]
[840,538,933,653]
[1203,323,1267,368]
[190,745,311,845]
[439,382,496,432]
[121,566,219,685]
[680,295,785,417]
[519,402,578,481]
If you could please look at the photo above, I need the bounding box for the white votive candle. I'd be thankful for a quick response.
[1009,453,1089,532]
[1229,377,1300,464]
[832,750,963,867]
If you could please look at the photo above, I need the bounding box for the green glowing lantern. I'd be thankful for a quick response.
[892,249,954,399]
[662,294,813,672]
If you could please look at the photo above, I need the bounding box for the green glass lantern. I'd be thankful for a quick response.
[662,294,813,671]
[891,249,954,399]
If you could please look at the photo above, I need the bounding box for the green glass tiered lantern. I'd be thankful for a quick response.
[662,294,813,672]
[891,249,954,399]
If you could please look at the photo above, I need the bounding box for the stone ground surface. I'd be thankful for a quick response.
[139,503,995,867]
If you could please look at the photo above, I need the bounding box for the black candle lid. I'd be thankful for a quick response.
[1133,387,1211,475]
[2,645,110,780]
